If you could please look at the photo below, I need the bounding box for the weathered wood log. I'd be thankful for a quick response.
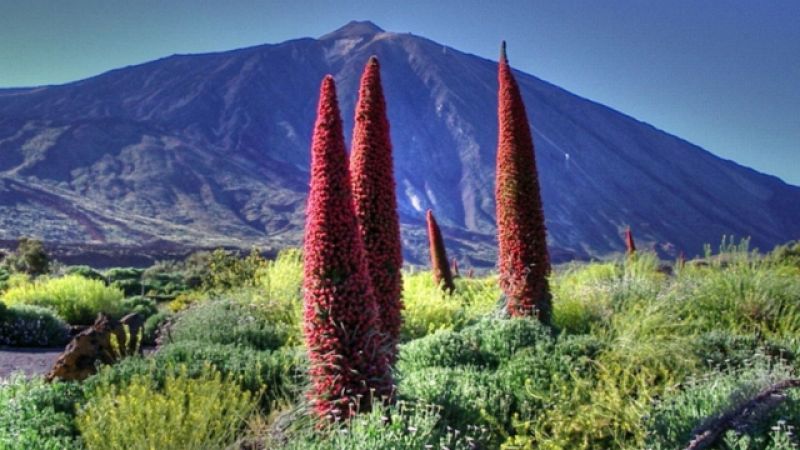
[684,379,800,450]
[45,312,143,382]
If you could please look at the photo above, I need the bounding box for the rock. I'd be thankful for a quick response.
[45,312,143,382]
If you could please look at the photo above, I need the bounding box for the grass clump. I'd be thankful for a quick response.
[2,274,124,325]
[77,366,257,450]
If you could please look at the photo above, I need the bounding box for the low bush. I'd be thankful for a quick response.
[142,310,172,345]
[258,248,304,303]
[120,295,158,319]
[2,274,124,325]
[647,360,800,450]
[0,303,70,346]
[398,317,551,373]
[156,341,305,409]
[104,267,146,296]
[401,272,500,341]
[276,400,491,450]
[63,265,104,281]
[85,343,306,412]
[399,366,511,445]
[165,299,292,351]
[0,376,85,449]
[77,366,257,450]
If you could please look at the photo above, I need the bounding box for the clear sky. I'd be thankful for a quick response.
[1,0,798,185]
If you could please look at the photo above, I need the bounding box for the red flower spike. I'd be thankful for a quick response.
[426,209,455,293]
[625,226,636,255]
[350,56,404,362]
[495,42,552,321]
[303,75,392,421]
[451,258,460,278]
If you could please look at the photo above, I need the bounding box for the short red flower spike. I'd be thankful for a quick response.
[625,226,637,255]
[495,42,552,321]
[303,75,392,421]
[426,209,456,293]
[350,56,404,361]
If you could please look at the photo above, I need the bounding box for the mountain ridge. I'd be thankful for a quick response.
[0,21,797,266]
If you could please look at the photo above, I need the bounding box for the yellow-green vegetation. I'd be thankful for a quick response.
[3,240,800,450]
[2,274,124,325]
[77,366,257,450]
[401,271,500,340]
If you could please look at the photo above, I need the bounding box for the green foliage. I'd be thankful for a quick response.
[2,274,124,325]
[104,267,145,297]
[77,366,257,450]
[0,376,85,449]
[0,267,10,292]
[203,248,267,291]
[1,237,50,276]
[277,400,491,450]
[672,257,800,339]
[0,302,70,346]
[398,317,551,373]
[401,271,500,341]
[142,310,171,345]
[86,343,305,413]
[63,265,104,281]
[647,360,800,450]
[119,295,157,319]
[258,248,304,303]
[165,299,293,351]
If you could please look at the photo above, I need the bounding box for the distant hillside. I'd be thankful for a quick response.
[1,21,798,266]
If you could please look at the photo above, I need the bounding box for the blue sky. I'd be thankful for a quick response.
[1,0,797,185]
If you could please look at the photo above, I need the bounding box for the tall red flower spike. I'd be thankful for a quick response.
[625,226,636,255]
[426,209,455,293]
[451,258,460,278]
[350,56,404,359]
[495,41,551,321]
[303,75,392,421]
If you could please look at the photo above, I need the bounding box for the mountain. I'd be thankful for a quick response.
[0,21,798,266]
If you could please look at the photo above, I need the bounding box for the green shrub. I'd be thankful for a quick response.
[86,343,306,412]
[647,360,800,450]
[2,274,124,325]
[398,317,551,373]
[0,376,85,449]
[64,265,104,281]
[104,267,144,297]
[120,295,157,319]
[166,299,292,351]
[203,248,267,291]
[258,248,303,303]
[155,341,305,409]
[399,366,511,445]
[0,303,70,346]
[692,331,794,370]
[277,400,490,450]
[401,272,500,341]
[142,310,172,345]
[0,267,10,292]
[2,237,50,276]
[77,366,257,450]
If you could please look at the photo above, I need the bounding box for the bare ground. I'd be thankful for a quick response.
[0,347,62,379]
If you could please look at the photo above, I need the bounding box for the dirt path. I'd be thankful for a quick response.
[0,347,62,379]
